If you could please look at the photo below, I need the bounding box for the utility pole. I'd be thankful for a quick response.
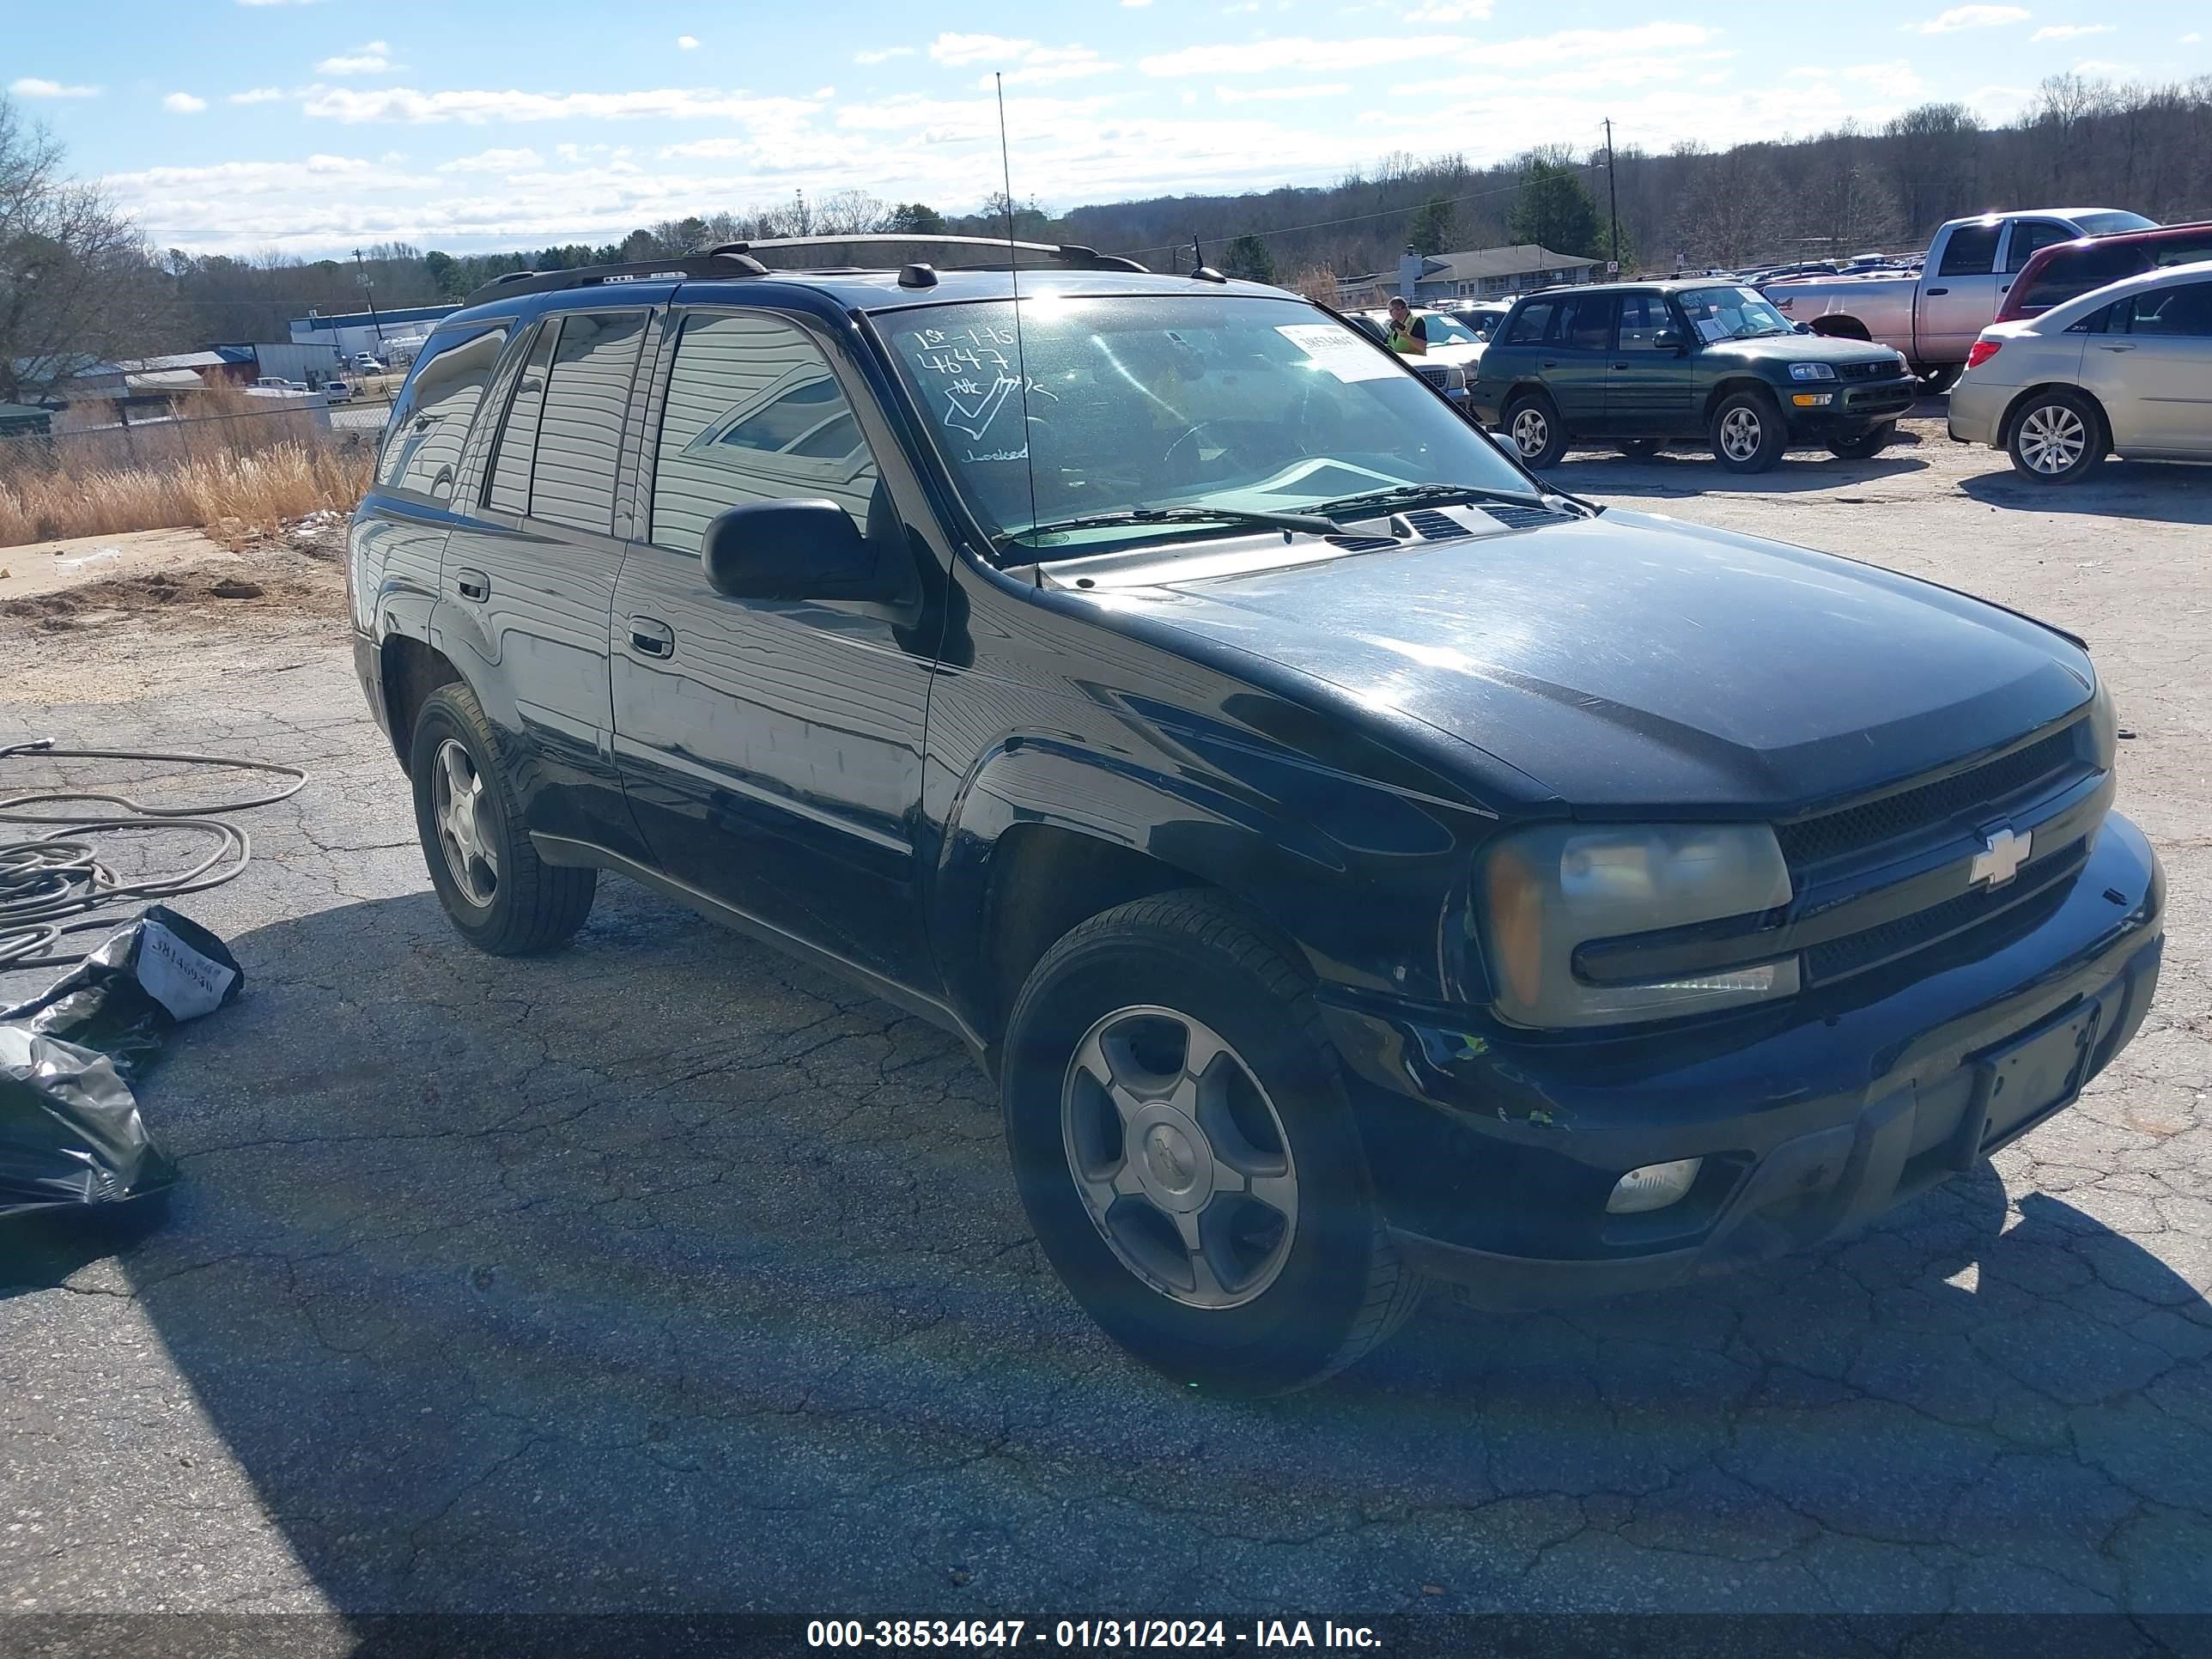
[1603,118,1620,276]
[352,248,386,345]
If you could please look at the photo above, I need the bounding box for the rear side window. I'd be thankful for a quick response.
[1563,295,1613,349]
[1938,222,2001,277]
[1505,301,1556,343]
[2151,232,2212,269]
[2019,242,2146,313]
[650,311,880,556]
[2124,281,2212,338]
[528,311,647,534]
[375,325,507,501]
[485,323,555,515]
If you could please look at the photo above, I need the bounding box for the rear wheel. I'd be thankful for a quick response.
[1001,892,1424,1395]
[1502,392,1566,468]
[1709,389,1786,473]
[409,683,596,954]
[1827,422,1895,461]
[2007,389,2106,483]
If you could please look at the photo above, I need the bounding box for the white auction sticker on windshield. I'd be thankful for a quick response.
[1276,324,1397,382]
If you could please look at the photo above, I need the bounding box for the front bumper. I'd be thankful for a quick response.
[1782,374,1917,436]
[1317,813,2164,1309]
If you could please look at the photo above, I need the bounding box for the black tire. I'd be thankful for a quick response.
[1500,391,1567,468]
[1708,388,1787,473]
[2006,388,2106,484]
[1001,891,1424,1396]
[1914,362,1964,396]
[409,682,596,955]
[1618,438,1663,461]
[1827,422,1895,460]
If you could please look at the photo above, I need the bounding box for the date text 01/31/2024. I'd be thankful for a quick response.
[805,1620,1382,1650]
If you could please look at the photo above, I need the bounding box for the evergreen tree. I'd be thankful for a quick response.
[1506,161,1605,259]
[1223,234,1277,283]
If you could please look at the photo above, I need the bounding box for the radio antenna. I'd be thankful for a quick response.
[996,70,1040,557]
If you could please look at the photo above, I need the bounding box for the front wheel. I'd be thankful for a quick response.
[1501,392,1566,468]
[1827,422,1895,461]
[1001,893,1424,1396]
[1709,389,1786,473]
[2007,390,2106,483]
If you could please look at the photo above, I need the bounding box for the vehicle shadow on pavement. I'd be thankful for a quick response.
[1958,465,2212,525]
[55,883,2212,1614]
[1543,453,1930,498]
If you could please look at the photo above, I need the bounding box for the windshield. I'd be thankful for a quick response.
[1675,286,1796,341]
[1421,313,1483,348]
[878,294,1535,556]
[2073,211,2159,236]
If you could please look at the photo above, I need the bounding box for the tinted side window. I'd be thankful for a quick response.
[2151,233,2212,269]
[650,311,881,556]
[2021,243,2145,312]
[1564,295,1614,349]
[2127,282,2212,338]
[2004,221,2075,274]
[486,322,555,515]
[528,311,647,535]
[1616,294,1674,350]
[1938,222,2001,277]
[375,325,507,501]
[1505,301,1556,343]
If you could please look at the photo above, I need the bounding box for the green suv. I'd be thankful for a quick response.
[1470,281,1918,471]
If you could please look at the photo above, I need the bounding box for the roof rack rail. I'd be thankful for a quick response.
[461,249,770,307]
[460,234,1149,308]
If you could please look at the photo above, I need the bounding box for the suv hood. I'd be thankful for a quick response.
[1084,509,2091,813]
[1704,332,1904,368]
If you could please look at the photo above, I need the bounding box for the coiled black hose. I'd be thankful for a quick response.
[0,740,307,970]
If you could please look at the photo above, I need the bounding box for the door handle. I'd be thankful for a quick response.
[2097,343,2136,352]
[1612,362,1630,370]
[1541,359,1558,368]
[1999,283,2012,293]
[1925,287,1950,296]
[629,617,675,659]
[453,568,489,601]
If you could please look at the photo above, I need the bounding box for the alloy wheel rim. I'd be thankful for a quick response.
[1511,408,1548,457]
[1060,1005,1298,1311]
[431,738,500,907]
[2020,404,2085,474]
[1720,406,1762,461]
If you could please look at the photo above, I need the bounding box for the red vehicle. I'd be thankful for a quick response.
[1997,221,2212,322]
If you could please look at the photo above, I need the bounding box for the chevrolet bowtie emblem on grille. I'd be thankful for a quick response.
[1969,825,2033,888]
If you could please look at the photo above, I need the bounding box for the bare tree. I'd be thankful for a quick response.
[0,95,170,403]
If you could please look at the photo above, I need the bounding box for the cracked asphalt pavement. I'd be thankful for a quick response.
[3,420,2210,1619]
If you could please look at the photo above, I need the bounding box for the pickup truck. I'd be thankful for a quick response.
[1762,209,2157,392]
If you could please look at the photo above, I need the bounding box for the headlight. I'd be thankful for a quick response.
[2087,674,2117,769]
[1445,364,1468,391]
[1478,823,1796,1028]
[1789,362,1837,381]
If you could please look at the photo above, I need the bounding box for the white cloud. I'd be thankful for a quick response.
[1216,82,1350,102]
[677,34,701,50]
[299,85,836,124]
[854,46,915,64]
[1841,59,1926,99]
[437,147,544,173]
[317,42,397,75]
[9,76,100,98]
[1143,34,1449,76]
[1407,0,1493,19]
[2183,31,2203,42]
[2072,57,2132,73]
[229,86,289,104]
[984,47,1117,88]
[1908,5,2030,32]
[2029,22,2112,39]
[1122,0,1154,8]
[163,92,210,113]
[236,0,328,6]
[928,33,1032,67]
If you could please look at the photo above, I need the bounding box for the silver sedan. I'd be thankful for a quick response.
[1949,258,2212,483]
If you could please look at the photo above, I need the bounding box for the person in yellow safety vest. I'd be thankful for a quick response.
[1384,296,1430,356]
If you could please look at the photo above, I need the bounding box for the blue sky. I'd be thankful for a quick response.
[9,0,2208,256]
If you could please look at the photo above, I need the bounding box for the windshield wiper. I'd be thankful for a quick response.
[999,506,1340,550]
[1314,482,1542,518]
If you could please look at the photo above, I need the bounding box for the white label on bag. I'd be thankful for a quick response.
[1276,324,1398,382]
[137,921,236,1021]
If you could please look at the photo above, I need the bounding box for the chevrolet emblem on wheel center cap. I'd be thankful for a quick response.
[1969,825,2033,888]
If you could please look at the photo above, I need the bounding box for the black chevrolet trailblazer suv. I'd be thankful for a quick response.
[349,237,2163,1394]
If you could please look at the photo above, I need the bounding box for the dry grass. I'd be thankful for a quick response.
[0,442,374,549]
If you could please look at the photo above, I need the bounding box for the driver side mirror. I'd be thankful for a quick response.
[1652,328,1686,353]
[1792,320,1814,335]
[702,499,908,605]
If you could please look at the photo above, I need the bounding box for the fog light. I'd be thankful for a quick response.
[1790,392,1834,407]
[1607,1158,1703,1214]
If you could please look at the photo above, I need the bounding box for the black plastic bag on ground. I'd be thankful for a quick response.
[0,907,241,1219]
